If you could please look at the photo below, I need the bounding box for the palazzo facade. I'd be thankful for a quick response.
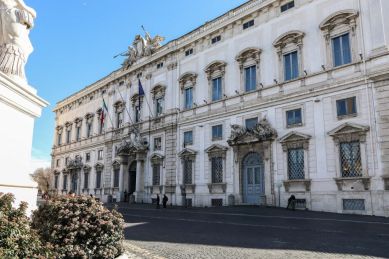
[51,0,389,216]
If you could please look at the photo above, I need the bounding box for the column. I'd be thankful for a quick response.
[119,161,128,202]
[135,153,145,203]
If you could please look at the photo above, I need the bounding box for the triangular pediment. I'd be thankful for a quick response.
[279,131,311,143]
[178,148,197,158]
[328,123,369,136]
[94,162,104,170]
[112,160,121,169]
[150,153,164,160]
[83,164,92,172]
[205,144,228,153]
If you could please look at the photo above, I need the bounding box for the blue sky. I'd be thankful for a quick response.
[27,0,247,164]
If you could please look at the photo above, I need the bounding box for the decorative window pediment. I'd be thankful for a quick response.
[94,162,104,170]
[205,144,228,159]
[64,121,72,128]
[150,153,164,164]
[328,123,369,143]
[74,117,83,127]
[235,47,261,68]
[62,168,69,174]
[83,165,91,172]
[53,170,60,175]
[131,93,143,107]
[112,160,121,170]
[179,72,197,90]
[84,112,94,120]
[205,61,227,79]
[178,148,197,160]
[273,30,305,51]
[319,10,359,35]
[113,101,125,112]
[279,131,311,151]
[56,125,63,133]
[151,84,166,99]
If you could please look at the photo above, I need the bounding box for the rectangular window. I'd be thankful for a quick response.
[154,137,162,151]
[98,150,103,160]
[288,148,305,179]
[336,97,356,117]
[211,199,223,207]
[185,48,193,56]
[183,159,193,184]
[212,77,222,101]
[86,152,90,162]
[65,157,69,165]
[63,175,68,190]
[286,108,302,126]
[157,62,164,69]
[84,172,89,189]
[54,175,59,189]
[284,51,299,81]
[87,123,92,138]
[343,199,365,210]
[245,117,258,130]
[113,169,119,188]
[156,97,163,116]
[332,33,351,67]
[184,87,193,109]
[56,159,60,167]
[211,35,221,44]
[243,19,254,30]
[340,141,362,177]
[96,171,102,189]
[116,111,123,128]
[212,125,223,140]
[184,131,193,146]
[211,157,223,183]
[66,130,71,144]
[281,1,295,12]
[57,133,62,145]
[135,106,141,122]
[76,127,81,141]
[245,65,256,92]
[152,164,160,185]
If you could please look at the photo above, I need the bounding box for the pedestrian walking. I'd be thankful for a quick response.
[287,195,296,211]
[156,194,160,209]
[162,194,168,208]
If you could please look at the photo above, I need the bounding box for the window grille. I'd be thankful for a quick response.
[295,199,306,209]
[288,148,304,179]
[340,141,362,177]
[183,159,193,184]
[153,164,161,185]
[211,157,223,183]
[211,199,223,207]
[343,199,365,210]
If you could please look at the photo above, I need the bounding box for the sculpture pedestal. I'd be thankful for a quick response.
[0,72,48,214]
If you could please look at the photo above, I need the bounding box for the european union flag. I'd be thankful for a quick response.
[138,79,145,96]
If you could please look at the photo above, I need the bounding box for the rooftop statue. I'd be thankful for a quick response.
[117,31,165,68]
[0,0,36,81]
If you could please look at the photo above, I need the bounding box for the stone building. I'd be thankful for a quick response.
[51,0,389,216]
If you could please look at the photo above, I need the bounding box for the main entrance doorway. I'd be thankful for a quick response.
[242,152,264,205]
[128,161,137,195]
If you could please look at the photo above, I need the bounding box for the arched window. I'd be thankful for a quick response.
[273,31,305,82]
[319,10,359,68]
[179,72,197,110]
[205,61,227,102]
[235,48,261,92]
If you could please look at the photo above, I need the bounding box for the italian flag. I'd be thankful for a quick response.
[101,98,108,127]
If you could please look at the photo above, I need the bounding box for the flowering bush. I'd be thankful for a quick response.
[0,193,52,258]
[32,195,124,258]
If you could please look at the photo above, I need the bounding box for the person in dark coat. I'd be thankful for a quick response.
[287,195,296,211]
[162,194,168,208]
[156,194,160,209]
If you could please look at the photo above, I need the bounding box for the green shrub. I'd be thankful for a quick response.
[32,195,124,258]
[0,193,52,258]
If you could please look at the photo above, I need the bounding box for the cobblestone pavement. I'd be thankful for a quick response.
[116,204,389,259]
